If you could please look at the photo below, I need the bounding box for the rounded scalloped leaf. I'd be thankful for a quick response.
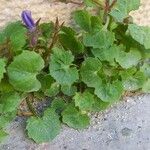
[110,0,140,22]
[7,51,44,92]
[0,92,21,113]
[142,79,150,93]
[51,97,67,114]
[73,10,91,32]
[91,45,119,66]
[74,91,95,111]
[128,24,150,49]
[49,48,79,85]
[61,84,77,96]
[116,48,141,69]
[44,82,60,97]
[94,81,123,102]
[80,57,102,88]
[3,21,27,53]
[121,71,146,91]
[59,26,84,54]
[140,63,150,78]
[62,105,90,129]
[91,96,110,112]
[83,30,115,49]
[0,111,16,129]
[26,108,61,143]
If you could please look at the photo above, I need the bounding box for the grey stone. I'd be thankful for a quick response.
[121,127,133,136]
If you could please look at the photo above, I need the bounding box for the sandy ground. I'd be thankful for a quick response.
[0,0,150,28]
[0,0,150,150]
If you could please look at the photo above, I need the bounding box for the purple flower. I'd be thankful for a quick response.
[21,10,36,32]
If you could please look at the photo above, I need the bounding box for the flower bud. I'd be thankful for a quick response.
[21,10,36,32]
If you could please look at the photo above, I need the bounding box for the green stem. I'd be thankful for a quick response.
[103,16,110,30]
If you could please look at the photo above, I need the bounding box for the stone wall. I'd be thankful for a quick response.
[0,0,149,29]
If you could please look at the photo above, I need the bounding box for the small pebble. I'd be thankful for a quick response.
[121,127,133,136]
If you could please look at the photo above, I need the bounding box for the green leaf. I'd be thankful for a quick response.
[80,57,102,87]
[0,31,6,44]
[110,0,140,22]
[0,111,16,128]
[7,51,44,92]
[140,63,150,78]
[26,108,61,143]
[45,82,60,97]
[40,22,54,39]
[91,96,110,112]
[61,84,77,96]
[74,91,95,111]
[0,79,14,93]
[62,105,90,129]
[142,79,150,93]
[91,45,119,65]
[49,48,79,85]
[84,0,105,7]
[116,47,141,69]
[0,92,21,113]
[37,74,60,97]
[94,81,123,102]
[83,30,115,49]
[59,28,84,54]
[51,97,67,113]
[121,70,146,91]
[90,16,103,33]
[61,26,76,36]
[73,10,91,32]
[37,74,54,91]
[0,130,8,143]
[3,21,27,53]
[128,24,150,49]
[0,58,6,82]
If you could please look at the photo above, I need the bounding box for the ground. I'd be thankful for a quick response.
[0,94,150,150]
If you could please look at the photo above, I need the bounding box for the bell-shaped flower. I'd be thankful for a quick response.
[21,10,36,32]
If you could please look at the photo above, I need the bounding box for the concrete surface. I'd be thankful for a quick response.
[0,94,150,150]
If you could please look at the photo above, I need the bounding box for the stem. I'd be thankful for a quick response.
[103,0,117,24]
[109,0,117,10]
[103,16,110,30]
[17,111,33,117]
[103,0,110,24]
[26,94,39,117]
[56,0,83,5]
[92,0,104,7]
[43,18,64,64]
[69,1,83,5]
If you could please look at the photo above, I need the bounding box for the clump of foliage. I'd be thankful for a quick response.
[0,0,150,143]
